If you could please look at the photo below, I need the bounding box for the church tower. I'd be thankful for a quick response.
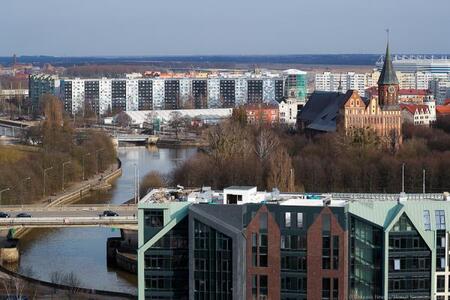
[378,41,399,107]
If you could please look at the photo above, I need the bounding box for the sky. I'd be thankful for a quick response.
[1,0,449,56]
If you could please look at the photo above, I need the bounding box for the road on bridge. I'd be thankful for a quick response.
[0,205,137,229]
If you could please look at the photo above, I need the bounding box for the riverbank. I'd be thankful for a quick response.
[11,159,122,239]
[156,136,208,148]
[0,263,135,299]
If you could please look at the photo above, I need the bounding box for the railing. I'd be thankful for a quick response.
[331,192,444,201]
[0,216,137,228]
[0,204,136,212]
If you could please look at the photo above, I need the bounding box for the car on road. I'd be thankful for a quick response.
[0,212,10,218]
[16,213,32,218]
[100,210,119,217]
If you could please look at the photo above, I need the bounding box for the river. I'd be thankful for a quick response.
[14,146,197,294]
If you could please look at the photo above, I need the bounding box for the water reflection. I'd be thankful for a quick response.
[15,146,197,294]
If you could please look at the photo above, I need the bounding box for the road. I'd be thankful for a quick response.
[0,205,137,229]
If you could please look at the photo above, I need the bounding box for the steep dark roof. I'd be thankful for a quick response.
[191,204,244,230]
[299,90,353,132]
[378,43,399,85]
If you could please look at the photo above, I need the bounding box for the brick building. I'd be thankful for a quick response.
[298,42,402,146]
[138,187,450,300]
[244,104,279,125]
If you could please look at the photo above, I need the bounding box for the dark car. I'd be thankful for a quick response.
[16,213,32,218]
[100,210,119,217]
[0,212,10,218]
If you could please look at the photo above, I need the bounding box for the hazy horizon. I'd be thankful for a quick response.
[2,0,449,56]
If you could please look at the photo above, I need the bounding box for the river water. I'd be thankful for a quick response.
[14,146,197,294]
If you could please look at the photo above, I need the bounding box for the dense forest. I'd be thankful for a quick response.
[167,112,450,194]
[0,95,116,205]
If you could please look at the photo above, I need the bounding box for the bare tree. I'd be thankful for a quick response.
[254,128,280,162]
[115,111,132,128]
[266,146,294,192]
[61,271,82,299]
[168,111,185,139]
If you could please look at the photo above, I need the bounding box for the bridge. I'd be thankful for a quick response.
[0,204,137,230]
[113,134,158,145]
[0,119,29,138]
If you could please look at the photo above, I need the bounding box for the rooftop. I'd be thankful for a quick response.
[138,186,450,207]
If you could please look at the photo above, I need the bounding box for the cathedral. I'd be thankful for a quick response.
[298,41,403,147]
[342,42,402,146]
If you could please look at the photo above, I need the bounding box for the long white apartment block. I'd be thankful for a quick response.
[49,70,306,115]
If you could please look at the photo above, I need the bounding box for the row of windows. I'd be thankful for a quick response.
[322,278,338,300]
[389,257,431,272]
[423,209,446,230]
[281,234,307,250]
[284,212,303,228]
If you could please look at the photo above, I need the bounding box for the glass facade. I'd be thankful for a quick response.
[144,217,189,300]
[349,217,383,299]
[194,220,233,300]
[388,214,431,300]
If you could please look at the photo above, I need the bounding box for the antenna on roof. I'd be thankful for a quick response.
[423,169,426,194]
[401,163,405,193]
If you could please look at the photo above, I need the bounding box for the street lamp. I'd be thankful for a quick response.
[21,177,31,207]
[62,161,71,191]
[82,153,91,181]
[43,166,53,198]
[0,188,10,205]
[95,148,104,174]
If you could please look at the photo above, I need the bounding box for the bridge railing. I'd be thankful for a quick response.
[0,204,137,212]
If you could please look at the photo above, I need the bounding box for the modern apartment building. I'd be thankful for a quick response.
[314,72,371,97]
[138,187,450,300]
[28,74,60,111]
[31,70,306,115]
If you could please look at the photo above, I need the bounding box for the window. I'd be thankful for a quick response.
[322,278,330,300]
[259,275,268,297]
[436,210,446,230]
[323,236,331,269]
[296,212,303,228]
[437,275,445,292]
[252,275,257,298]
[394,259,400,271]
[285,212,291,227]
[260,213,268,230]
[332,278,338,300]
[323,214,331,232]
[423,210,431,230]
[441,257,446,269]
[252,233,258,247]
[332,236,339,269]
[145,210,164,227]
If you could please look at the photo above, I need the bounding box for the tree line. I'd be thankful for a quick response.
[166,113,450,194]
[0,94,116,205]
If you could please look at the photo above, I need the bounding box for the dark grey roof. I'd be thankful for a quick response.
[191,204,244,230]
[225,186,256,191]
[299,90,353,132]
[377,43,399,85]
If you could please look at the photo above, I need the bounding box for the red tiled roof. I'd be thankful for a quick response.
[400,104,430,115]
[437,105,450,115]
[399,89,429,96]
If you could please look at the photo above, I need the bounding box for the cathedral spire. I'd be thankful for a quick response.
[377,31,399,85]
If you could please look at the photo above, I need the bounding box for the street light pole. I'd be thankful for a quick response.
[0,188,10,205]
[43,166,53,198]
[82,153,91,181]
[62,161,71,191]
[95,148,104,174]
[21,177,31,207]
